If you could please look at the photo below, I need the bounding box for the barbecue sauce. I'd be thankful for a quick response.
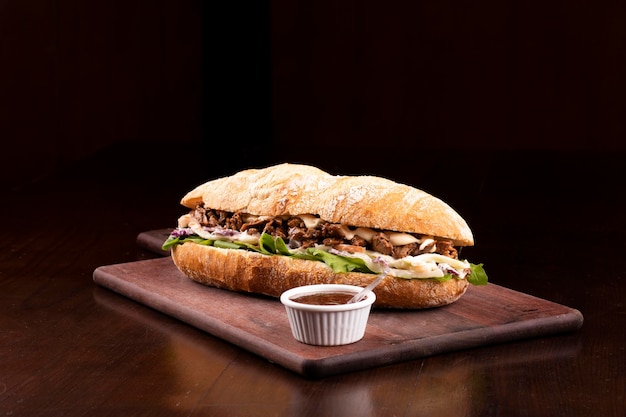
[291,292,355,305]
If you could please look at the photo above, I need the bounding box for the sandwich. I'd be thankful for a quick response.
[162,163,487,308]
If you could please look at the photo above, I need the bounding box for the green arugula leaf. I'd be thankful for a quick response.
[162,231,488,286]
[213,240,243,249]
[258,233,277,254]
[234,241,263,253]
[254,234,291,256]
[162,236,213,251]
[161,235,180,251]
[274,237,291,255]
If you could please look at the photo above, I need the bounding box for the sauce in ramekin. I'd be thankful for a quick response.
[291,291,355,305]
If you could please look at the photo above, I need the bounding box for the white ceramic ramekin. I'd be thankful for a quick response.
[280,284,376,346]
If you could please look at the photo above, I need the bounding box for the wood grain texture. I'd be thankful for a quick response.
[1,143,624,416]
[93,257,582,378]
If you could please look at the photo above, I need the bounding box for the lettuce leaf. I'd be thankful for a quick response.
[162,232,488,285]
[467,263,489,285]
[433,274,453,283]
[296,248,375,274]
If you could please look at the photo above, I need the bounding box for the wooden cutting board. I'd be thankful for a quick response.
[93,256,583,378]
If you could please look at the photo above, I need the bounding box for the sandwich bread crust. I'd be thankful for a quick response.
[171,163,478,309]
[171,243,470,309]
[181,163,474,246]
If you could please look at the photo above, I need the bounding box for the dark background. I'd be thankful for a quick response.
[2,0,624,194]
[1,5,624,410]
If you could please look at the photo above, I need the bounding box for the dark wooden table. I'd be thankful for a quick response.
[1,142,624,416]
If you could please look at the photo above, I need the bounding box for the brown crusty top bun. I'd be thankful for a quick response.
[180,163,474,246]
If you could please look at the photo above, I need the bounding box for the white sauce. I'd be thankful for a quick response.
[323,247,469,279]
[298,214,323,229]
[388,232,419,246]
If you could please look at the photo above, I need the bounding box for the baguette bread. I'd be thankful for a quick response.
[180,163,473,246]
[167,163,484,309]
[171,243,470,309]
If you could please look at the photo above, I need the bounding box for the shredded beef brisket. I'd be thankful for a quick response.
[371,232,393,256]
[263,218,287,239]
[192,205,459,259]
[225,212,243,231]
